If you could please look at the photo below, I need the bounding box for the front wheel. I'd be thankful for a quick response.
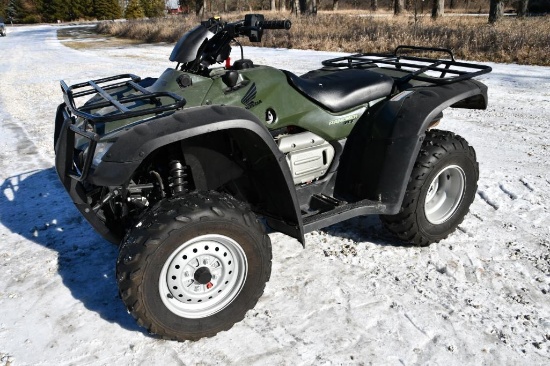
[116,191,272,341]
[381,129,479,246]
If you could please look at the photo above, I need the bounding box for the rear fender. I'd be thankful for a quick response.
[91,105,304,242]
[336,79,488,210]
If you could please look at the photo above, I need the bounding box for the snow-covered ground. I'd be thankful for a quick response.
[0,24,549,365]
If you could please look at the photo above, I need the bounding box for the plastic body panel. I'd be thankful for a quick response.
[54,104,305,243]
[203,66,368,142]
[54,54,489,245]
[336,79,488,210]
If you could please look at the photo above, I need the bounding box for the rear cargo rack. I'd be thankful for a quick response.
[60,73,186,123]
[322,45,492,85]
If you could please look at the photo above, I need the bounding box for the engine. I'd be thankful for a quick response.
[276,132,335,185]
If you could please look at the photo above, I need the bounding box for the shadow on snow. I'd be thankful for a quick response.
[319,214,410,248]
[0,167,144,335]
[0,167,407,334]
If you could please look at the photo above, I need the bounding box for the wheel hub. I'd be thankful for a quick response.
[159,234,248,319]
[194,267,213,285]
[424,165,466,224]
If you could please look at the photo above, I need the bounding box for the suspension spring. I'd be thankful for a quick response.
[169,160,189,195]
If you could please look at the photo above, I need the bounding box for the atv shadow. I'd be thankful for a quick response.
[0,168,406,334]
[0,167,143,334]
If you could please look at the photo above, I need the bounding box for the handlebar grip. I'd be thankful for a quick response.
[259,20,292,30]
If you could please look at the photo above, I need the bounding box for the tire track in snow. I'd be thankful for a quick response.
[477,190,499,210]
[498,183,518,200]
[520,177,535,192]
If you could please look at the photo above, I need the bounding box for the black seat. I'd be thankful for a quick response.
[284,69,394,113]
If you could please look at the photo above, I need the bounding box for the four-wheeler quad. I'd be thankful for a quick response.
[54,14,491,341]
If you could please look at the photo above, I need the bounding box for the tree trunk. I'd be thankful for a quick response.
[405,0,413,11]
[333,0,339,11]
[270,0,276,10]
[431,0,444,19]
[518,0,529,17]
[371,0,377,11]
[488,0,504,23]
[311,0,317,13]
[432,0,445,20]
[299,0,307,13]
[394,0,404,15]
[279,0,286,11]
[195,0,205,16]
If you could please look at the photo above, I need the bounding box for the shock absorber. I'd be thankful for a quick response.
[169,160,189,195]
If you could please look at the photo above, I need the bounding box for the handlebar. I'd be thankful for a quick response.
[187,14,291,73]
[258,20,292,30]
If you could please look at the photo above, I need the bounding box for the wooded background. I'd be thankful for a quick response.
[0,1,548,24]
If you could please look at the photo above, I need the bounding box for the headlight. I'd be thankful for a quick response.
[92,142,114,166]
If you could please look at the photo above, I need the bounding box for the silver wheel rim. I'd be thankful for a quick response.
[424,165,466,224]
[159,234,248,319]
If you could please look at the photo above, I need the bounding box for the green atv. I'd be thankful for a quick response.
[54,14,491,341]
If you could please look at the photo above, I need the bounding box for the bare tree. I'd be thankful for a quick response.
[431,0,444,19]
[518,0,529,17]
[270,0,276,10]
[371,0,377,11]
[298,0,307,13]
[394,0,404,15]
[292,0,299,15]
[488,0,504,23]
[195,0,205,16]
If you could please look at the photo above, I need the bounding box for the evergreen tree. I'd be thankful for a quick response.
[68,0,94,19]
[94,0,121,20]
[40,0,68,22]
[124,0,143,18]
[6,0,21,23]
[140,0,164,18]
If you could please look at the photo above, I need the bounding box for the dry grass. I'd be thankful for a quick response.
[96,12,550,66]
[57,27,141,49]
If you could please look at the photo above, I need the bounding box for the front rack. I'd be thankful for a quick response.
[59,74,186,182]
[322,45,492,85]
[60,73,186,123]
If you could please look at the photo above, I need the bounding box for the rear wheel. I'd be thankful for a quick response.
[381,129,479,246]
[116,191,272,341]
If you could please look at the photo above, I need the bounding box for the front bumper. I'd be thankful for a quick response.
[54,103,120,244]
